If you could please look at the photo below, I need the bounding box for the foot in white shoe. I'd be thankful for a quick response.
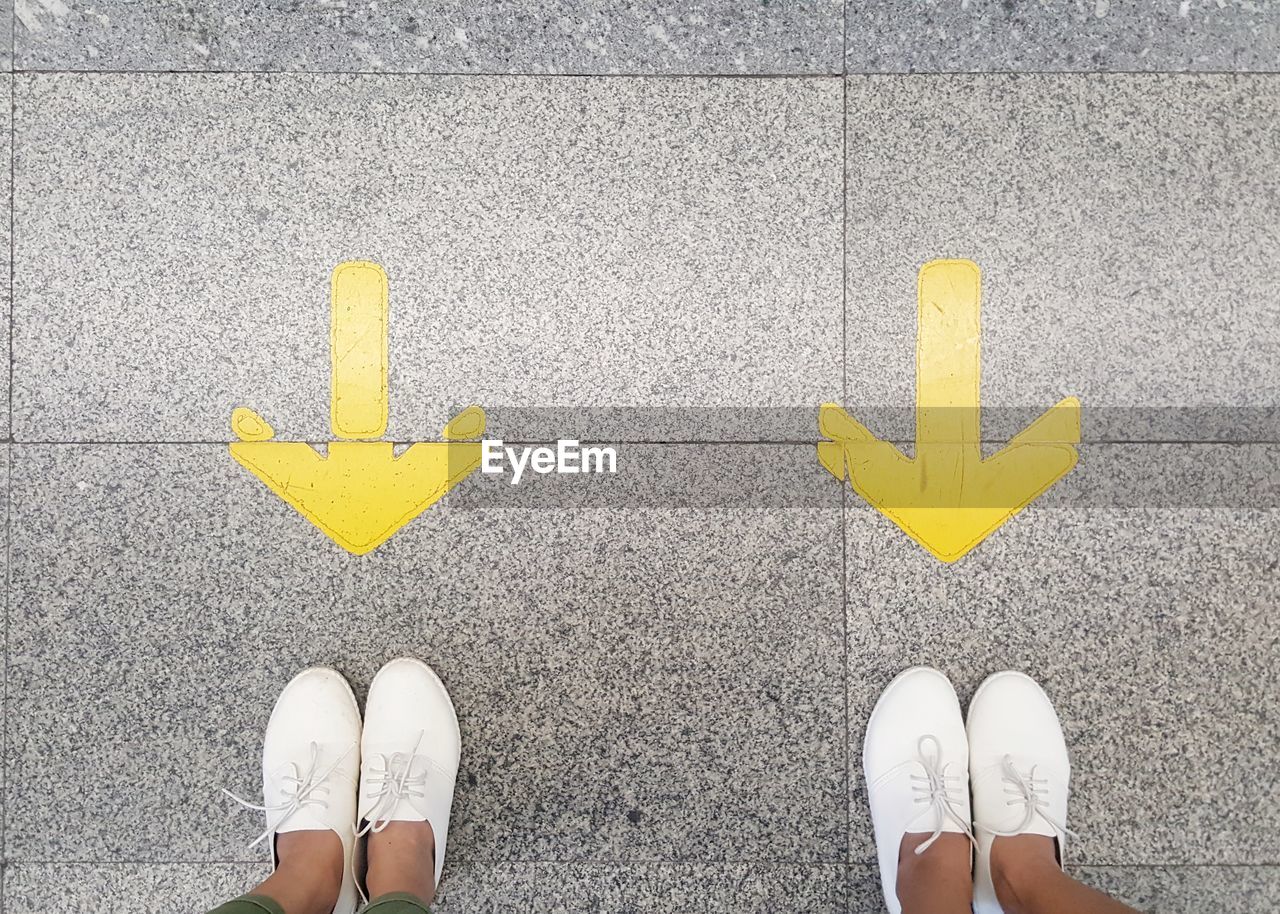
[225,667,363,914]
[968,671,1075,914]
[864,667,975,914]
[358,657,462,905]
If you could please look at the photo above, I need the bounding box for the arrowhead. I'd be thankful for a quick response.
[819,399,1080,563]
[229,439,483,555]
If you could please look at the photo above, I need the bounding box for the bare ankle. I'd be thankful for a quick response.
[895,833,973,914]
[262,830,344,914]
[365,820,437,905]
[989,835,1059,912]
[897,833,972,884]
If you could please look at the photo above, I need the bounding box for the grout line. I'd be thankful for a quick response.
[2,448,8,881]
[3,438,835,446]
[839,0,852,873]
[841,72,848,408]
[2,61,12,906]
[1,450,6,914]
[15,68,844,79]
[839,70,1274,78]
[1,858,1275,868]
[6,438,1280,447]
[841,485,852,868]
[9,68,1280,78]
[4,858,857,867]
[841,0,848,79]
[7,74,12,449]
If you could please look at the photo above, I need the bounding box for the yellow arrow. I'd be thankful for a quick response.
[819,260,1079,563]
[229,262,485,555]
[330,261,390,439]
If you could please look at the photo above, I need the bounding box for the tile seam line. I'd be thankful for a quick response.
[840,0,848,80]
[2,68,12,903]
[2,858,858,867]
[2,859,1275,868]
[5,439,829,446]
[840,0,851,864]
[11,69,844,79]
[7,439,1280,446]
[3,54,10,914]
[841,485,852,869]
[8,69,1280,78]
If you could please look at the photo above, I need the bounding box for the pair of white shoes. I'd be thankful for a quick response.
[225,659,460,914]
[864,667,1074,914]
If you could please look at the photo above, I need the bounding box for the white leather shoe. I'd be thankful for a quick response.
[357,657,462,895]
[863,667,974,914]
[225,667,363,914]
[968,671,1074,914]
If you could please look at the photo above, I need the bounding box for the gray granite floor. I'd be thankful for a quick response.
[2,4,1279,914]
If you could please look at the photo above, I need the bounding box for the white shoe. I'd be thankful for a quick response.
[357,657,462,895]
[225,667,363,914]
[863,667,974,914]
[968,671,1074,914]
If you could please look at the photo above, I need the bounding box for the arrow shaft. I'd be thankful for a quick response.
[330,261,390,439]
[916,260,981,452]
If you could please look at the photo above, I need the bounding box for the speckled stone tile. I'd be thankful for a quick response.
[1,5,11,72]
[6,862,1273,912]
[3,862,849,913]
[4,443,844,862]
[13,74,841,444]
[13,1,843,74]
[1072,866,1280,914]
[845,866,880,913]
[0,445,8,851]
[0,74,10,440]
[435,862,848,912]
[844,75,1280,444]
[3,863,264,913]
[846,0,1280,73]
[844,444,1280,866]
[844,866,1280,913]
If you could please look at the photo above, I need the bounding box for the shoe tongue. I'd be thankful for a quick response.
[1014,816,1059,839]
[927,818,972,837]
[975,760,1066,841]
[273,805,332,835]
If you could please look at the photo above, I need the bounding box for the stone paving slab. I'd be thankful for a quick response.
[4,862,1277,912]
[12,74,841,444]
[1072,865,1280,914]
[3,443,844,863]
[0,445,7,855]
[12,1,843,75]
[845,443,1280,866]
[845,1,1280,73]
[2,862,850,913]
[1,4,11,72]
[15,1,1280,77]
[0,74,9,439]
[845,74,1280,444]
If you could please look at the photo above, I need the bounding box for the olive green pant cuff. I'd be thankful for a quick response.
[208,890,430,914]
[207,895,286,914]
[365,890,433,913]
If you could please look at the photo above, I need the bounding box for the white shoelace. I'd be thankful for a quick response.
[907,734,976,855]
[223,741,355,849]
[983,754,1078,841]
[355,731,430,837]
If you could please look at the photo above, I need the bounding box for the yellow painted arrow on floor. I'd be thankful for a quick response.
[230,262,485,555]
[818,260,1080,564]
